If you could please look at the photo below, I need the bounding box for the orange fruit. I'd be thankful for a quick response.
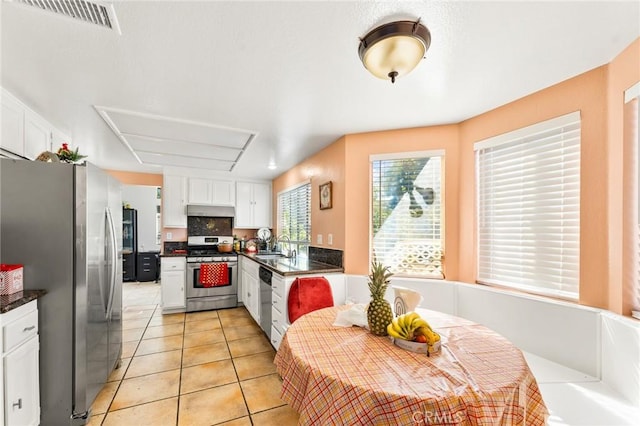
[415,335,427,343]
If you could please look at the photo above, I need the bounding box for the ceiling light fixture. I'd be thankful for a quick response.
[358,19,431,83]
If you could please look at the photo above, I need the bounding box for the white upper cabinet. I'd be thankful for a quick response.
[24,110,51,160]
[235,181,271,228]
[163,175,187,228]
[1,90,25,157]
[187,177,235,206]
[1,87,71,161]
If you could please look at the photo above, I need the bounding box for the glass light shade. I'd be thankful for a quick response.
[358,20,431,83]
[362,35,426,80]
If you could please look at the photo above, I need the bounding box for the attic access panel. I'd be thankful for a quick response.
[95,106,258,171]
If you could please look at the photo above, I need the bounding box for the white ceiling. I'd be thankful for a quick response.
[2,1,639,180]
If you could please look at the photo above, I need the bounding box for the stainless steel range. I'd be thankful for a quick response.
[186,235,238,312]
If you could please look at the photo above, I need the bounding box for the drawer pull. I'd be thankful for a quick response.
[12,398,22,410]
[273,319,278,323]
[23,325,36,332]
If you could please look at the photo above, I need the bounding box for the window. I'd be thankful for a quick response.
[624,81,640,318]
[475,112,581,299]
[371,151,444,278]
[277,182,311,257]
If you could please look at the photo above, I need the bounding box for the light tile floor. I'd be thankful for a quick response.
[88,281,300,425]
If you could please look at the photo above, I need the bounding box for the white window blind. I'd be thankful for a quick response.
[277,182,311,257]
[475,111,581,299]
[371,151,444,278]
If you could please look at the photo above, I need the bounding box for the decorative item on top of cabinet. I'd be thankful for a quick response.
[235,181,272,228]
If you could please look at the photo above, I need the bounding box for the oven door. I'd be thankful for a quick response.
[186,262,238,298]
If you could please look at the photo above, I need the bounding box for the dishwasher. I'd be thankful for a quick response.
[258,266,272,339]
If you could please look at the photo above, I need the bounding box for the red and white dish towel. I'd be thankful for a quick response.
[199,263,229,287]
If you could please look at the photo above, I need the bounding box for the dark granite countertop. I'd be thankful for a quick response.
[0,289,46,314]
[241,253,344,276]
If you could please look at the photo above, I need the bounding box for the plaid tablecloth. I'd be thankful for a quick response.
[274,306,548,425]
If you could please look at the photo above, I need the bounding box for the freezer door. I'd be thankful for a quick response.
[80,163,112,418]
[107,175,123,375]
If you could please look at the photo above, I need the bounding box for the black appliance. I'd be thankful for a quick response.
[259,266,272,339]
[123,207,137,281]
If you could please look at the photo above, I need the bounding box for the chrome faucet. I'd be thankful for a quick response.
[276,235,295,257]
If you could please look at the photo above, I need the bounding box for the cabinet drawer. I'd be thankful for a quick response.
[272,291,285,316]
[270,325,282,350]
[271,278,284,298]
[272,304,283,329]
[3,309,38,353]
[161,257,185,272]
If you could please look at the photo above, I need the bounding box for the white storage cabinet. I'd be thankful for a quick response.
[161,257,186,312]
[270,273,345,350]
[241,258,260,324]
[0,300,40,426]
[1,87,72,160]
[163,175,187,228]
[235,181,272,228]
[188,178,235,206]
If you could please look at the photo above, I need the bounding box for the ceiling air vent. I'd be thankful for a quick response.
[15,0,121,33]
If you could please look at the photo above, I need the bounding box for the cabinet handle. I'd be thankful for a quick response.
[273,286,279,291]
[12,398,22,410]
[23,325,36,332]
[273,319,278,323]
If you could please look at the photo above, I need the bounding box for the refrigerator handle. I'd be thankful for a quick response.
[105,206,118,320]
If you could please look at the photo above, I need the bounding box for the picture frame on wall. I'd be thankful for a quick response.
[319,181,332,210]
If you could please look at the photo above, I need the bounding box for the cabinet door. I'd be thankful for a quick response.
[50,127,71,151]
[4,337,40,426]
[161,270,185,309]
[163,175,187,227]
[251,182,272,228]
[235,182,253,228]
[24,110,51,160]
[187,178,211,204]
[1,90,25,156]
[211,180,235,206]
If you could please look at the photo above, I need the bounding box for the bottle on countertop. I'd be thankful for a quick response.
[240,236,246,252]
[233,235,240,252]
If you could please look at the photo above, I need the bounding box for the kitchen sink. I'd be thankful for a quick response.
[255,253,287,260]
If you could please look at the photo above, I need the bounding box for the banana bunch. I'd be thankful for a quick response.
[387,312,441,350]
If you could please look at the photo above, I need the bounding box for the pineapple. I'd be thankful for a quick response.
[367,261,394,336]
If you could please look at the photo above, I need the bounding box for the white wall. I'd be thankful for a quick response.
[122,185,161,252]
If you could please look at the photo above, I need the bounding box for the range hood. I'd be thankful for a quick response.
[186,205,235,217]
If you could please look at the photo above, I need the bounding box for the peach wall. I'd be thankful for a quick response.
[106,170,163,186]
[272,38,638,313]
[459,67,609,308]
[344,126,460,276]
[608,38,640,314]
[272,137,346,249]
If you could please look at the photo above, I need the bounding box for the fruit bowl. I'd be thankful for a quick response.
[392,337,441,355]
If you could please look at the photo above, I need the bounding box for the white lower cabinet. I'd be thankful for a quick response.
[161,257,186,312]
[241,260,260,324]
[0,300,40,426]
[271,273,345,350]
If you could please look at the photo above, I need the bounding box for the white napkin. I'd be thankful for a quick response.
[333,304,369,328]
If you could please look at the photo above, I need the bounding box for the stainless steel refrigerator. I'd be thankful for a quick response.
[0,159,122,425]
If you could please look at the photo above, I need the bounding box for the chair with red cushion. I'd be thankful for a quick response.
[288,276,334,323]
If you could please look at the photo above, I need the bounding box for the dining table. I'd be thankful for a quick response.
[274,305,548,425]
